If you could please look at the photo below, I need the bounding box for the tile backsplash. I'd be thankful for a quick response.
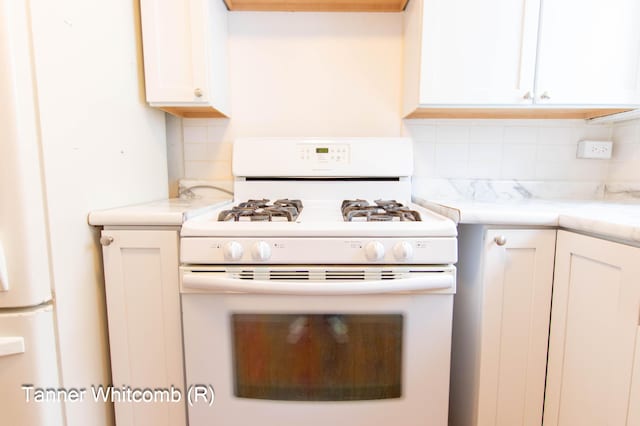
[177,117,640,200]
[182,119,234,182]
[608,119,640,182]
[405,119,613,182]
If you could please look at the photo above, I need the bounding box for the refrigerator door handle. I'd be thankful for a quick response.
[0,242,8,291]
[0,337,25,357]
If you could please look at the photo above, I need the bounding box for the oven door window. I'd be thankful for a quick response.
[231,313,403,401]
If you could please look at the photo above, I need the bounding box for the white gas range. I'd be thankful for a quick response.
[181,198,456,265]
[179,138,457,426]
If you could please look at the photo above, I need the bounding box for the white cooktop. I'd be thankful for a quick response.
[181,199,457,238]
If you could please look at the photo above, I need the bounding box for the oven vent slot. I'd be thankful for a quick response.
[237,270,255,280]
[325,270,366,280]
[325,270,408,280]
[381,270,404,280]
[228,269,413,281]
[268,270,311,281]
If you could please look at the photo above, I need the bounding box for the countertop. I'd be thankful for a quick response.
[88,194,640,243]
[413,196,640,245]
[88,197,231,226]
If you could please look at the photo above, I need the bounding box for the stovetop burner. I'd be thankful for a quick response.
[217,199,421,223]
[341,199,421,222]
[218,199,303,222]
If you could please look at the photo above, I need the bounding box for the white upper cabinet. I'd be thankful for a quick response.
[140,0,230,118]
[535,0,640,105]
[403,0,640,118]
[404,0,540,108]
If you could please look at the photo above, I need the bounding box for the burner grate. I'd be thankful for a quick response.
[218,199,303,222]
[341,199,421,222]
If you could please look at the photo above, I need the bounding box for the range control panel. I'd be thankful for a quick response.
[181,237,457,265]
[297,143,350,165]
[233,137,412,177]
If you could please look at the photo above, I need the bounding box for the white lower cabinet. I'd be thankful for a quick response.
[100,229,185,426]
[544,230,640,426]
[451,226,556,426]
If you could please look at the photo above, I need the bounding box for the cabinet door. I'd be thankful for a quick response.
[417,0,540,105]
[101,230,185,426]
[477,229,556,426]
[535,0,640,105]
[544,231,640,426]
[140,0,208,103]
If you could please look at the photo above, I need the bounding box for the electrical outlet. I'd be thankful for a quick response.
[577,140,613,159]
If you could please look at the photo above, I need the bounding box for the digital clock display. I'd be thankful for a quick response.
[316,148,329,154]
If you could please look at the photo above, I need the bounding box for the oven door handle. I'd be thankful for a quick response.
[182,272,454,295]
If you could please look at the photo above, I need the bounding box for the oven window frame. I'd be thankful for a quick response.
[230,312,405,402]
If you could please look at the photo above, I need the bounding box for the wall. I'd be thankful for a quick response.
[608,119,640,182]
[29,0,168,424]
[166,114,185,196]
[171,11,403,193]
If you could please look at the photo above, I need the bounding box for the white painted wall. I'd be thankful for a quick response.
[176,11,403,185]
[228,12,403,138]
[166,114,185,196]
[29,0,168,424]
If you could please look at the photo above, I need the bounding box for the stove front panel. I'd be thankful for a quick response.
[181,237,457,265]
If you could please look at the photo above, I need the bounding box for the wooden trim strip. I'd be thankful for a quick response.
[157,106,228,118]
[405,108,632,120]
[223,0,409,12]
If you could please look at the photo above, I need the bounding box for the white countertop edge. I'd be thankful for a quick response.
[413,196,640,245]
[413,196,560,226]
[414,198,461,224]
[88,198,232,226]
[557,214,640,246]
[89,212,182,226]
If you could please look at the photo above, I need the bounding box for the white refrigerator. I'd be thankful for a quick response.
[0,1,64,423]
[0,0,169,424]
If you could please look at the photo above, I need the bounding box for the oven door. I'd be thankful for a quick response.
[181,266,455,426]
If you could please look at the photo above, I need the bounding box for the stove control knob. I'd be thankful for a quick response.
[252,241,272,261]
[223,241,244,261]
[393,241,414,261]
[364,241,385,262]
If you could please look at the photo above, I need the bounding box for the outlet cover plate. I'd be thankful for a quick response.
[577,140,613,159]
